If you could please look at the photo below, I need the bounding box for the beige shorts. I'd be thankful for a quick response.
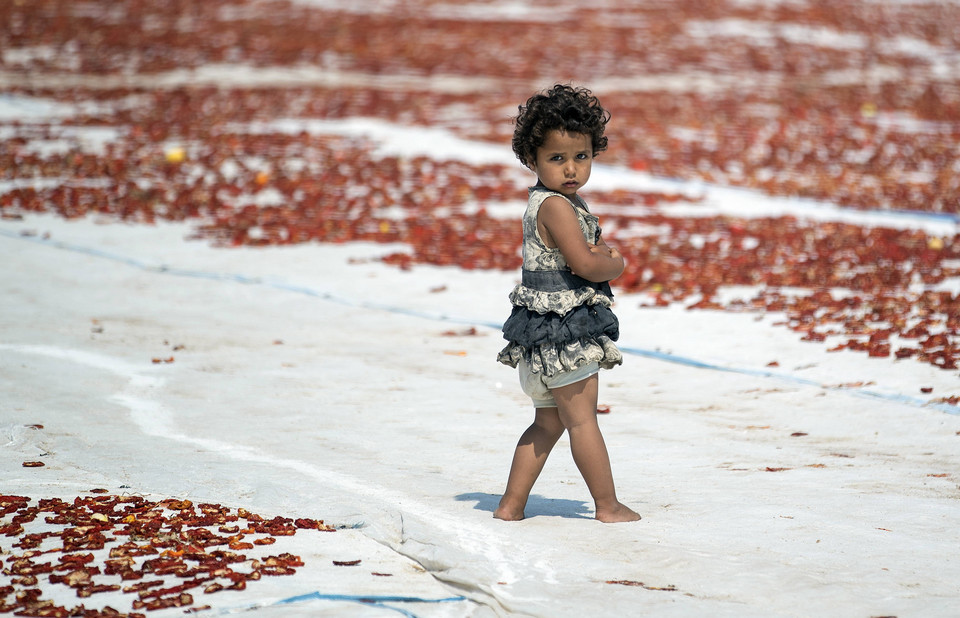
[519,359,600,408]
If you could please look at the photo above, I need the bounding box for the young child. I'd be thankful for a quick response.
[495,84,641,523]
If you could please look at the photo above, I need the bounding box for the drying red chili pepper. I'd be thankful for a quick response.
[0,494,334,616]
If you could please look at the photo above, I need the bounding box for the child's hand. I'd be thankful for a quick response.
[571,244,623,277]
[538,196,625,282]
[589,243,621,259]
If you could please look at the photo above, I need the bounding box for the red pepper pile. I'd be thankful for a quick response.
[1,493,331,616]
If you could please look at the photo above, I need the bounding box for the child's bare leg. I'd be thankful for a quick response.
[552,375,641,523]
[494,408,565,521]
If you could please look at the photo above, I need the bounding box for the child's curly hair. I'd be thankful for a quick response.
[512,84,610,168]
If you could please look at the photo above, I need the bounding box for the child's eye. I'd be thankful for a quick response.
[576,153,590,160]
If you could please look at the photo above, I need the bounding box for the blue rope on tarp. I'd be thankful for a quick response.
[619,345,960,415]
[211,591,469,617]
[2,227,956,415]
[271,591,469,617]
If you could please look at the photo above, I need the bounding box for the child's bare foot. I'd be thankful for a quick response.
[595,502,641,523]
[493,500,525,521]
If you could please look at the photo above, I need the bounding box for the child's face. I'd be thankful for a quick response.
[529,130,593,197]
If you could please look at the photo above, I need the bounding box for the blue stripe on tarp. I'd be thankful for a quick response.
[212,591,469,617]
[2,227,956,415]
[272,591,469,617]
[620,346,959,415]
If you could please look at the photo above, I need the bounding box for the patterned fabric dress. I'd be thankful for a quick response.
[497,186,623,378]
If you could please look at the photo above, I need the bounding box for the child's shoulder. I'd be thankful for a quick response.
[526,189,570,226]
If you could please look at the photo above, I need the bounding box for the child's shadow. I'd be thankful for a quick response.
[456,492,592,520]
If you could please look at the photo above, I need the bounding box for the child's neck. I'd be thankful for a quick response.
[534,181,581,200]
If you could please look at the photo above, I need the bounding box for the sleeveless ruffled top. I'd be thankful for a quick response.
[497,186,622,377]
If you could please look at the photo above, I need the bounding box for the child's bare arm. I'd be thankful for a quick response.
[538,197,624,282]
